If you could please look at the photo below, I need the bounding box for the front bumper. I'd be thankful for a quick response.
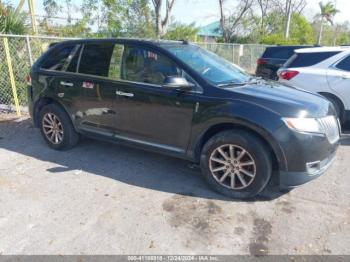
[274,118,340,189]
[279,148,337,188]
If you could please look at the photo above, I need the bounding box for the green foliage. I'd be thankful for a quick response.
[260,34,299,45]
[288,13,314,44]
[335,32,350,45]
[0,4,27,34]
[43,0,61,18]
[122,0,155,38]
[318,1,339,25]
[259,13,314,45]
[163,22,199,41]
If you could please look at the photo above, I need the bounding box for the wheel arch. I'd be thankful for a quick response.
[318,92,346,120]
[33,97,73,128]
[193,122,287,172]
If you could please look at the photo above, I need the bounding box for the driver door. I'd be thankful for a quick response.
[110,45,198,152]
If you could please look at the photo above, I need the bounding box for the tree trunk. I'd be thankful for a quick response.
[284,0,292,39]
[218,0,227,41]
[318,17,324,45]
[152,0,175,39]
[152,0,162,38]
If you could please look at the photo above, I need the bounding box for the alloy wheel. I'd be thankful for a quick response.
[209,144,256,190]
[42,113,64,144]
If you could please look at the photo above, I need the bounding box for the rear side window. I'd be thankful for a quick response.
[41,45,77,71]
[286,52,340,68]
[335,56,350,71]
[79,43,115,77]
[66,45,82,73]
[262,47,298,60]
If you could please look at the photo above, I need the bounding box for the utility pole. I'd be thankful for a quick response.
[28,0,38,34]
[284,0,292,39]
[15,0,38,35]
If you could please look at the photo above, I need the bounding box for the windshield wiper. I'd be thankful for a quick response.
[217,76,264,87]
[217,81,246,87]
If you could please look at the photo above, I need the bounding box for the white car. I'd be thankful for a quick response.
[278,46,350,124]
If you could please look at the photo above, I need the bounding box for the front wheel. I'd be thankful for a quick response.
[200,130,272,199]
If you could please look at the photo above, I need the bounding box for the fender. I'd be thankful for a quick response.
[32,95,76,130]
[187,100,288,171]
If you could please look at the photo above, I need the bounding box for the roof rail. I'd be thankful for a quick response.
[178,39,189,45]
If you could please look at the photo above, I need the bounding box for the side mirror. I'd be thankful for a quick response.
[162,76,195,91]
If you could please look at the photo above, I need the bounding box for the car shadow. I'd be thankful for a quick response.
[340,124,350,146]
[0,118,288,202]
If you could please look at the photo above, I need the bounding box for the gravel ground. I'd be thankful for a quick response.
[0,115,349,255]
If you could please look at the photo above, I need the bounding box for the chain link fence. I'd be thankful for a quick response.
[0,34,269,115]
[196,42,268,74]
[0,34,75,115]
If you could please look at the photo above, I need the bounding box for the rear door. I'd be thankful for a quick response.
[280,51,340,92]
[71,42,120,134]
[327,55,350,109]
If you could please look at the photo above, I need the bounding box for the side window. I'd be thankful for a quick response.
[66,45,82,73]
[263,47,295,60]
[79,43,115,77]
[121,46,181,85]
[108,44,124,80]
[41,45,77,71]
[286,52,340,68]
[336,56,350,72]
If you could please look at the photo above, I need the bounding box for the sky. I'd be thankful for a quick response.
[12,0,350,27]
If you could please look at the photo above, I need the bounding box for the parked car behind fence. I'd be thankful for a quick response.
[256,46,313,80]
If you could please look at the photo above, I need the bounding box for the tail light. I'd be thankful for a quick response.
[25,74,32,86]
[278,70,299,80]
[257,58,267,65]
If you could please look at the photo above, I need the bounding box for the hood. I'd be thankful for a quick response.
[225,81,334,118]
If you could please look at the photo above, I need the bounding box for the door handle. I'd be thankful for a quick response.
[116,90,134,97]
[60,81,74,87]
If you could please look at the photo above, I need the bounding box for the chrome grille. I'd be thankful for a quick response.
[318,116,340,144]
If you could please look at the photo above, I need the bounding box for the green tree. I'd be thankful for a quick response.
[43,0,61,18]
[317,1,339,45]
[0,3,27,34]
[163,22,198,41]
[123,0,155,38]
[260,12,314,45]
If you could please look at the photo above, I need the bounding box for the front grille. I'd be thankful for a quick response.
[318,116,340,144]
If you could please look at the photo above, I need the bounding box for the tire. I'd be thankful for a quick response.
[200,129,272,199]
[324,96,345,125]
[39,103,79,150]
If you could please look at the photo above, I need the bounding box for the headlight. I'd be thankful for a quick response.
[282,117,324,134]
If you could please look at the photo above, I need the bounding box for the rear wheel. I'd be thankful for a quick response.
[200,130,272,199]
[39,104,79,150]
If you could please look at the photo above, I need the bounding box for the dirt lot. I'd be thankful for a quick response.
[0,115,349,255]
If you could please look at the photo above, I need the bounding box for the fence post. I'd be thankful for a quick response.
[25,35,33,65]
[3,37,21,116]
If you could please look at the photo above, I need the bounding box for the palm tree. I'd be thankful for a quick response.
[317,1,339,45]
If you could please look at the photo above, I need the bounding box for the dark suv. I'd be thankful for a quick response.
[256,46,311,80]
[28,39,340,199]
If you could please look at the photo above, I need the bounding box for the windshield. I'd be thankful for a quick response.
[164,44,251,86]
